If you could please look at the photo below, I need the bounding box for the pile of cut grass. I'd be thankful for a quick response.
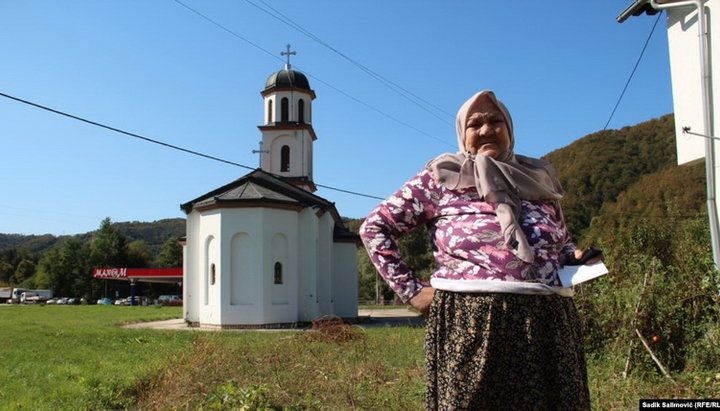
[138,327,426,409]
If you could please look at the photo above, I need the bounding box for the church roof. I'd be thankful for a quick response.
[180,169,358,242]
[263,69,314,96]
[193,179,298,208]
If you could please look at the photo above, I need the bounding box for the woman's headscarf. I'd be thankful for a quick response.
[427,90,564,264]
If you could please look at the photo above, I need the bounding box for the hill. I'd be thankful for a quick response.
[0,218,186,257]
[542,113,681,239]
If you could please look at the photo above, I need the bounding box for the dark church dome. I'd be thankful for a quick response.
[264,69,312,92]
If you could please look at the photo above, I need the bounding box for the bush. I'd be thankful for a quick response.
[578,217,720,375]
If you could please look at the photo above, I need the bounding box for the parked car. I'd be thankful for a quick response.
[45,298,59,304]
[156,295,182,306]
[56,297,69,305]
[122,296,148,306]
[97,298,113,305]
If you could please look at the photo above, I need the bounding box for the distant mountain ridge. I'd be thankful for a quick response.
[0,218,186,256]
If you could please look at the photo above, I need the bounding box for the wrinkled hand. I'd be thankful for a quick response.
[574,248,603,265]
[409,286,436,318]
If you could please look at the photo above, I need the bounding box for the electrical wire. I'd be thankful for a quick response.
[173,0,454,148]
[0,92,255,171]
[174,0,285,66]
[0,91,385,200]
[244,0,455,125]
[603,12,663,131]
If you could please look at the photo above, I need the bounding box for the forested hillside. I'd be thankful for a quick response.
[0,218,185,256]
[543,113,679,239]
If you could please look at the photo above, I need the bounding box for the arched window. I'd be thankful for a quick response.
[267,100,273,124]
[298,99,305,124]
[280,97,289,123]
[280,145,290,172]
[274,262,283,284]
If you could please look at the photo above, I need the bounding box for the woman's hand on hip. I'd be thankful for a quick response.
[574,248,604,264]
[409,286,436,317]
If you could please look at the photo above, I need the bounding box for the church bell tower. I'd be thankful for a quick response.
[257,45,317,192]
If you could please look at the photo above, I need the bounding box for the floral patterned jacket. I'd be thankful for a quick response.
[359,168,576,303]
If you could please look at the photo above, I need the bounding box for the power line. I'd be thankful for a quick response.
[0,91,255,171]
[0,91,385,200]
[315,184,383,200]
[173,0,454,149]
[603,12,663,131]
[245,0,455,125]
[174,0,284,65]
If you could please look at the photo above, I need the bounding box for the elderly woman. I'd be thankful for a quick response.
[360,91,593,410]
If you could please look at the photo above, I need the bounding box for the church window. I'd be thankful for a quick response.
[210,263,216,285]
[298,99,305,124]
[281,145,290,172]
[267,100,273,124]
[274,262,283,284]
[281,97,289,123]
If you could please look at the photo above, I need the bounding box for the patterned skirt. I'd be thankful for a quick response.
[425,290,590,411]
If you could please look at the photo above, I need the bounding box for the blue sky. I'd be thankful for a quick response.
[0,1,673,236]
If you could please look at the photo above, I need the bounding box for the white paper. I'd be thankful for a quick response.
[558,261,609,287]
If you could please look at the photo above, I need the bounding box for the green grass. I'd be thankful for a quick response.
[0,305,190,410]
[1,306,719,410]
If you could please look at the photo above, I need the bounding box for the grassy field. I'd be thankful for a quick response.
[1,306,718,410]
[0,305,191,410]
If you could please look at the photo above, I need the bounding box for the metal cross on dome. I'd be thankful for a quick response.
[281,44,296,69]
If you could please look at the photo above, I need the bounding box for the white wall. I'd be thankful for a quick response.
[215,207,299,325]
[666,0,716,165]
[316,212,334,314]
[297,207,320,321]
[261,208,299,324]
[332,242,359,318]
[198,211,221,325]
[269,132,301,175]
[263,91,312,124]
[261,128,314,179]
[183,211,201,323]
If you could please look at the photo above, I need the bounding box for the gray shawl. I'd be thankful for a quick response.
[427,91,564,263]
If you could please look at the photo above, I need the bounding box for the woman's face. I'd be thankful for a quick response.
[463,97,511,159]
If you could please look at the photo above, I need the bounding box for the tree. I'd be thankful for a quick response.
[36,239,89,298]
[89,217,128,269]
[13,259,36,284]
[127,240,151,268]
[0,261,13,284]
[154,237,183,268]
[357,247,394,304]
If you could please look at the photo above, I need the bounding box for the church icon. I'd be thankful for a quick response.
[181,48,359,328]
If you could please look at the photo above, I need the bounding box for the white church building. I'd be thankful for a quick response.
[181,60,359,328]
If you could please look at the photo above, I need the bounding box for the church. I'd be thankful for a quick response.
[181,55,359,328]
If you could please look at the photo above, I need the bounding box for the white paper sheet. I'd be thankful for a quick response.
[558,261,609,287]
